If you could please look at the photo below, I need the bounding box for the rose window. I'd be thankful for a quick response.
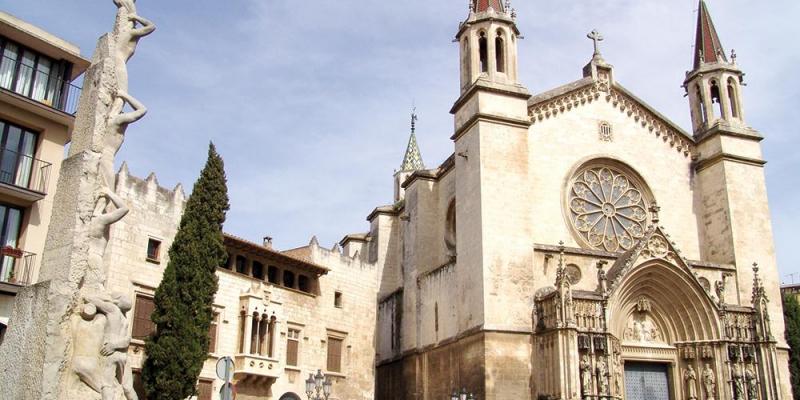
[568,166,649,252]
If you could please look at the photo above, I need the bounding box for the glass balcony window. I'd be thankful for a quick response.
[0,36,81,114]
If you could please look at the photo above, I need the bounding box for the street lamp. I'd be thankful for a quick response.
[305,369,333,400]
[450,388,476,400]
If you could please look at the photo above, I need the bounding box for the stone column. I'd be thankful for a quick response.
[243,312,253,355]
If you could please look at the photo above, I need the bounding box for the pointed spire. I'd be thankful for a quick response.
[399,108,425,172]
[693,0,728,70]
[473,0,504,13]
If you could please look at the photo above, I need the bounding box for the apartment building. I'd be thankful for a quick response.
[0,11,88,340]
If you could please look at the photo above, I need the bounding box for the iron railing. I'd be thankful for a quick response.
[0,147,52,195]
[0,54,82,115]
[0,250,36,286]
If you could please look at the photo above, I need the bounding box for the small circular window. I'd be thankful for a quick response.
[567,163,650,252]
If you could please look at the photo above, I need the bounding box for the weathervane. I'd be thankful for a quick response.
[411,107,418,134]
[587,29,604,56]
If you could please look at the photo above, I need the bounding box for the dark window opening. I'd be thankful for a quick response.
[0,202,24,284]
[0,119,40,193]
[478,32,488,73]
[252,261,265,280]
[146,238,161,262]
[298,275,310,293]
[221,252,232,270]
[710,80,723,118]
[282,270,295,288]
[334,291,343,308]
[495,33,505,73]
[235,255,247,274]
[267,265,279,284]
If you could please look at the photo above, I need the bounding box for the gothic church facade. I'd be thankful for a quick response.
[371,1,793,400]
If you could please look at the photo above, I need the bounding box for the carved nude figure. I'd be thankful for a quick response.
[579,355,593,397]
[72,302,109,395]
[111,4,155,92]
[100,91,147,187]
[684,365,698,400]
[702,364,716,400]
[88,186,129,278]
[85,292,137,400]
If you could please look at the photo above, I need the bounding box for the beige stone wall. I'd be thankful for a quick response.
[104,168,378,400]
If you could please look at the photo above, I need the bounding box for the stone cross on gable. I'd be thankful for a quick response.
[587,29,604,56]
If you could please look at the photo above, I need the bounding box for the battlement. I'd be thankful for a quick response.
[114,161,185,221]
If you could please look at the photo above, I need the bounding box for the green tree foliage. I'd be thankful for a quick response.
[784,293,800,399]
[143,143,229,399]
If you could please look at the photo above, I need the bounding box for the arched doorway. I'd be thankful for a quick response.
[279,393,301,400]
[607,250,722,400]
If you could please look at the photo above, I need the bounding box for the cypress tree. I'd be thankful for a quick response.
[784,293,800,398]
[143,143,230,399]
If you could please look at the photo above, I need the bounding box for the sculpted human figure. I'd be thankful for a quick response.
[85,292,138,400]
[88,186,129,278]
[702,364,716,399]
[111,1,155,91]
[745,364,758,399]
[100,91,147,187]
[595,357,609,395]
[72,302,108,395]
[580,355,593,397]
[732,364,745,400]
[684,365,698,400]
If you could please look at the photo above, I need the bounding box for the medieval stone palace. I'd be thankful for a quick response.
[0,1,791,400]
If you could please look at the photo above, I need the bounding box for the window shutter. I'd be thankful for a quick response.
[132,295,155,340]
[286,338,298,366]
[197,379,213,400]
[327,338,343,373]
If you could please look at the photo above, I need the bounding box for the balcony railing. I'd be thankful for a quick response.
[0,249,36,286]
[0,147,52,195]
[0,54,82,115]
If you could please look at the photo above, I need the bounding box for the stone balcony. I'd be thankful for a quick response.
[233,353,282,383]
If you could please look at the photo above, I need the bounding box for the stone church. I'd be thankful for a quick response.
[371,1,792,399]
[0,0,791,399]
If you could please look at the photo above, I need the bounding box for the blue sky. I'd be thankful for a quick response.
[3,1,798,282]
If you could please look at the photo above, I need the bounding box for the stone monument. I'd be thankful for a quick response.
[0,1,154,399]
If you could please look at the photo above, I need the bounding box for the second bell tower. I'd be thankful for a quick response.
[456,0,521,92]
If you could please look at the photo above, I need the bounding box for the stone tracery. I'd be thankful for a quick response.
[568,165,648,252]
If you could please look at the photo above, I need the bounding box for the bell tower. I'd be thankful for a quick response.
[689,4,789,395]
[456,0,521,92]
[448,1,533,397]
[684,0,746,133]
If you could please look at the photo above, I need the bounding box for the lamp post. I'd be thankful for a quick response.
[305,369,333,400]
[450,388,477,400]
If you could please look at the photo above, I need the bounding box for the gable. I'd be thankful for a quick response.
[528,79,695,158]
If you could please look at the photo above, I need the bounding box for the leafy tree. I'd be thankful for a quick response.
[784,293,800,399]
[143,143,229,399]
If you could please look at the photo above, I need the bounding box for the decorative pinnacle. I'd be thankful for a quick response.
[731,49,737,64]
[587,29,604,57]
[557,241,565,269]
